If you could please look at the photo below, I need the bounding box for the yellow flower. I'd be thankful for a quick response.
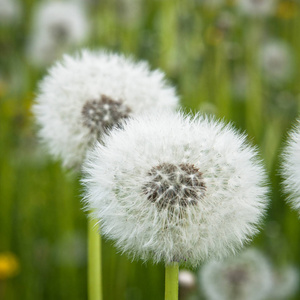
[277,0,298,20]
[0,252,20,280]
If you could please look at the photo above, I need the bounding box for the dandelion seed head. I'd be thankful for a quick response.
[27,1,89,67]
[34,1,88,44]
[0,0,21,25]
[82,112,269,265]
[282,120,300,213]
[270,265,299,299]
[200,249,273,300]
[33,50,178,169]
[259,40,293,85]
[236,0,276,18]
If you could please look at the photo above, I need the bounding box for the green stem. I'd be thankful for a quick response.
[165,262,179,300]
[88,217,102,300]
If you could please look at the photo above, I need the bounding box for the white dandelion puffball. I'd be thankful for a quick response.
[270,265,299,299]
[0,0,22,25]
[259,40,293,85]
[200,249,273,300]
[82,112,269,265]
[27,1,89,67]
[281,120,300,213]
[236,0,276,18]
[33,50,179,169]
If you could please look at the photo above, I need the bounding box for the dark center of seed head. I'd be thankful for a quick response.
[50,23,70,42]
[81,95,131,136]
[226,267,248,286]
[143,163,206,210]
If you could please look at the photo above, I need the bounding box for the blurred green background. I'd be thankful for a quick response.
[1,0,300,299]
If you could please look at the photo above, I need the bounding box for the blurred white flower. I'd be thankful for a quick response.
[33,50,179,169]
[82,112,269,265]
[270,265,299,299]
[27,1,89,67]
[179,270,196,289]
[281,120,300,213]
[236,0,276,18]
[200,249,273,300]
[259,40,294,85]
[179,270,197,300]
[0,0,21,25]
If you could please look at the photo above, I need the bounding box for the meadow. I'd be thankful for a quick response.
[0,0,300,299]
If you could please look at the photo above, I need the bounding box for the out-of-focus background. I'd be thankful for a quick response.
[0,0,300,299]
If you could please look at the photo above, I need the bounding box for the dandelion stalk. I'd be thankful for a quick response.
[165,262,179,300]
[88,217,102,300]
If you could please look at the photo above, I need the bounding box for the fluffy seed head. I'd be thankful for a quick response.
[270,265,299,299]
[259,40,293,85]
[82,112,269,265]
[27,1,89,67]
[0,0,21,25]
[236,0,276,17]
[200,249,273,300]
[33,50,179,169]
[281,120,300,213]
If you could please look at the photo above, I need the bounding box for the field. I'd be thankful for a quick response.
[0,0,300,299]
